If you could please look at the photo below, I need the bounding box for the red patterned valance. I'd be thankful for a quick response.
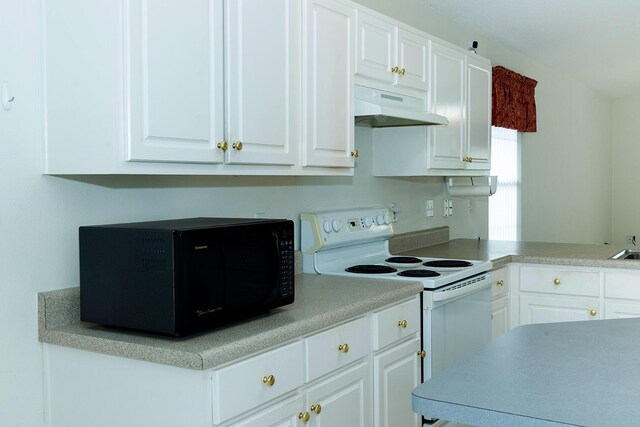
[492,66,538,132]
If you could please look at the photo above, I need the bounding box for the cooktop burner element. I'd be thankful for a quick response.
[423,260,474,268]
[345,265,398,274]
[386,256,422,264]
[385,256,424,268]
[397,270,441,278]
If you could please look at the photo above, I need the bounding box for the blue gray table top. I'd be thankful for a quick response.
[412,318,640,427]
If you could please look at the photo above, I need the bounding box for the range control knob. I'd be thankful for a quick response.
[376,215,384,225]
[332,219,342,232]
[383,213,391,224]
[364,217,373,227]
[323,221,332,234]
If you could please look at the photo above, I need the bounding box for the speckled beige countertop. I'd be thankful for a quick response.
[398,239,640,270]
[38,274,422,370]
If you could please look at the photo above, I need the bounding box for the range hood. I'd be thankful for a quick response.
[354,85,448,128]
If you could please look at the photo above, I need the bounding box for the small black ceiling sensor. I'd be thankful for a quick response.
[468,40,479,53]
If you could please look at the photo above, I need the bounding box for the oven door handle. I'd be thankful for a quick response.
[432,273,492,302]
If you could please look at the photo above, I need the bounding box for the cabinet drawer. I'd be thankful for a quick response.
[520,266,599,297]
[305,317,370,382]
[211,341,304,424]
[604,272,640,300]
[371,297,420,350]
[491,267,509,298]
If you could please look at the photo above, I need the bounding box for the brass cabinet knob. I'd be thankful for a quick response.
[462,156,469,162]
[310,403,322,415]
[496,280,504,286]
[400,68,406,75]
[299,412,310,423]
[338,343,350,353]
[418,350,427,358]
[590,309,597,317]
[553,279,561,286]
[262,375,275,387]
[217,141,228,151]
[468,157,473,162]
[232,141,243,151]
[351,149,359,158]
[391,66,399,73]
[397,320,408,328]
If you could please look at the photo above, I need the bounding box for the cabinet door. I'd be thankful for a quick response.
[229,395,304,427]
[428,42,465,169]
[519,294,600,325]
[604,302,640,320]
[302,0,355,168]
[225,0,299,165]
[373,338,421,427]
[395,29,429,92]
[491,295,509,340]
[127,0,224,163]
[305,361,371,427]
[355,11,395,84]
[466,55,491,170]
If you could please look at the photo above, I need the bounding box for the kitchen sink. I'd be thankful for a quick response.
[610,249,640,260]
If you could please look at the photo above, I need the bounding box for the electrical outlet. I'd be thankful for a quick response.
[425,200,434,217]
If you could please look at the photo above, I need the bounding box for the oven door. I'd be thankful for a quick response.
[422,273,492,381]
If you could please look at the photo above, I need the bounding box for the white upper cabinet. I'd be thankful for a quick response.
[356,11,429,93]
[126,0,224,164]
[302,0,356,168]
[371,41,492,176]
[466,55,492,171]
[224,0,299,166]
[43,0,352,175]
[395,28,429,92]
[428,42,466,170]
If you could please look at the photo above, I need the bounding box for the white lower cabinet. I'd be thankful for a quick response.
[490,267,510,340]
[373,338,421,427]
[305,361,371,427]
[519,294,600,325]
[44,296,420,427]
[229,395,305,427]
[514,264,601,326]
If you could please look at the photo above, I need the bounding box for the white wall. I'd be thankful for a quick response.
[612,93,640,244]
[0,0,611,425]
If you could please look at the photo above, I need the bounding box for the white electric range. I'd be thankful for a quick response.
[301,207,493,388]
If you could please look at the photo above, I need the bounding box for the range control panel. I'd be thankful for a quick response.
[301,207,394,253]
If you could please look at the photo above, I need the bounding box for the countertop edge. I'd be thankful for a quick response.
[39,280,423,371]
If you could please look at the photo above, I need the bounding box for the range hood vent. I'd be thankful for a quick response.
[354,85,448,128]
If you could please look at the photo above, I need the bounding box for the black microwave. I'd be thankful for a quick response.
[79,217,295,336]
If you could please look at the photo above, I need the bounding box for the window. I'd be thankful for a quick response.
[488,127,520,240]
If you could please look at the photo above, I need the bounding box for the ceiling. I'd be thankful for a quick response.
[421,0,640,99]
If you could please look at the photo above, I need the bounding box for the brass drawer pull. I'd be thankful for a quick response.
[310,403,322,415]
[397,319,408,328]
[262,375,275,387]
[299,412,310,423]
[338,343,350,353]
